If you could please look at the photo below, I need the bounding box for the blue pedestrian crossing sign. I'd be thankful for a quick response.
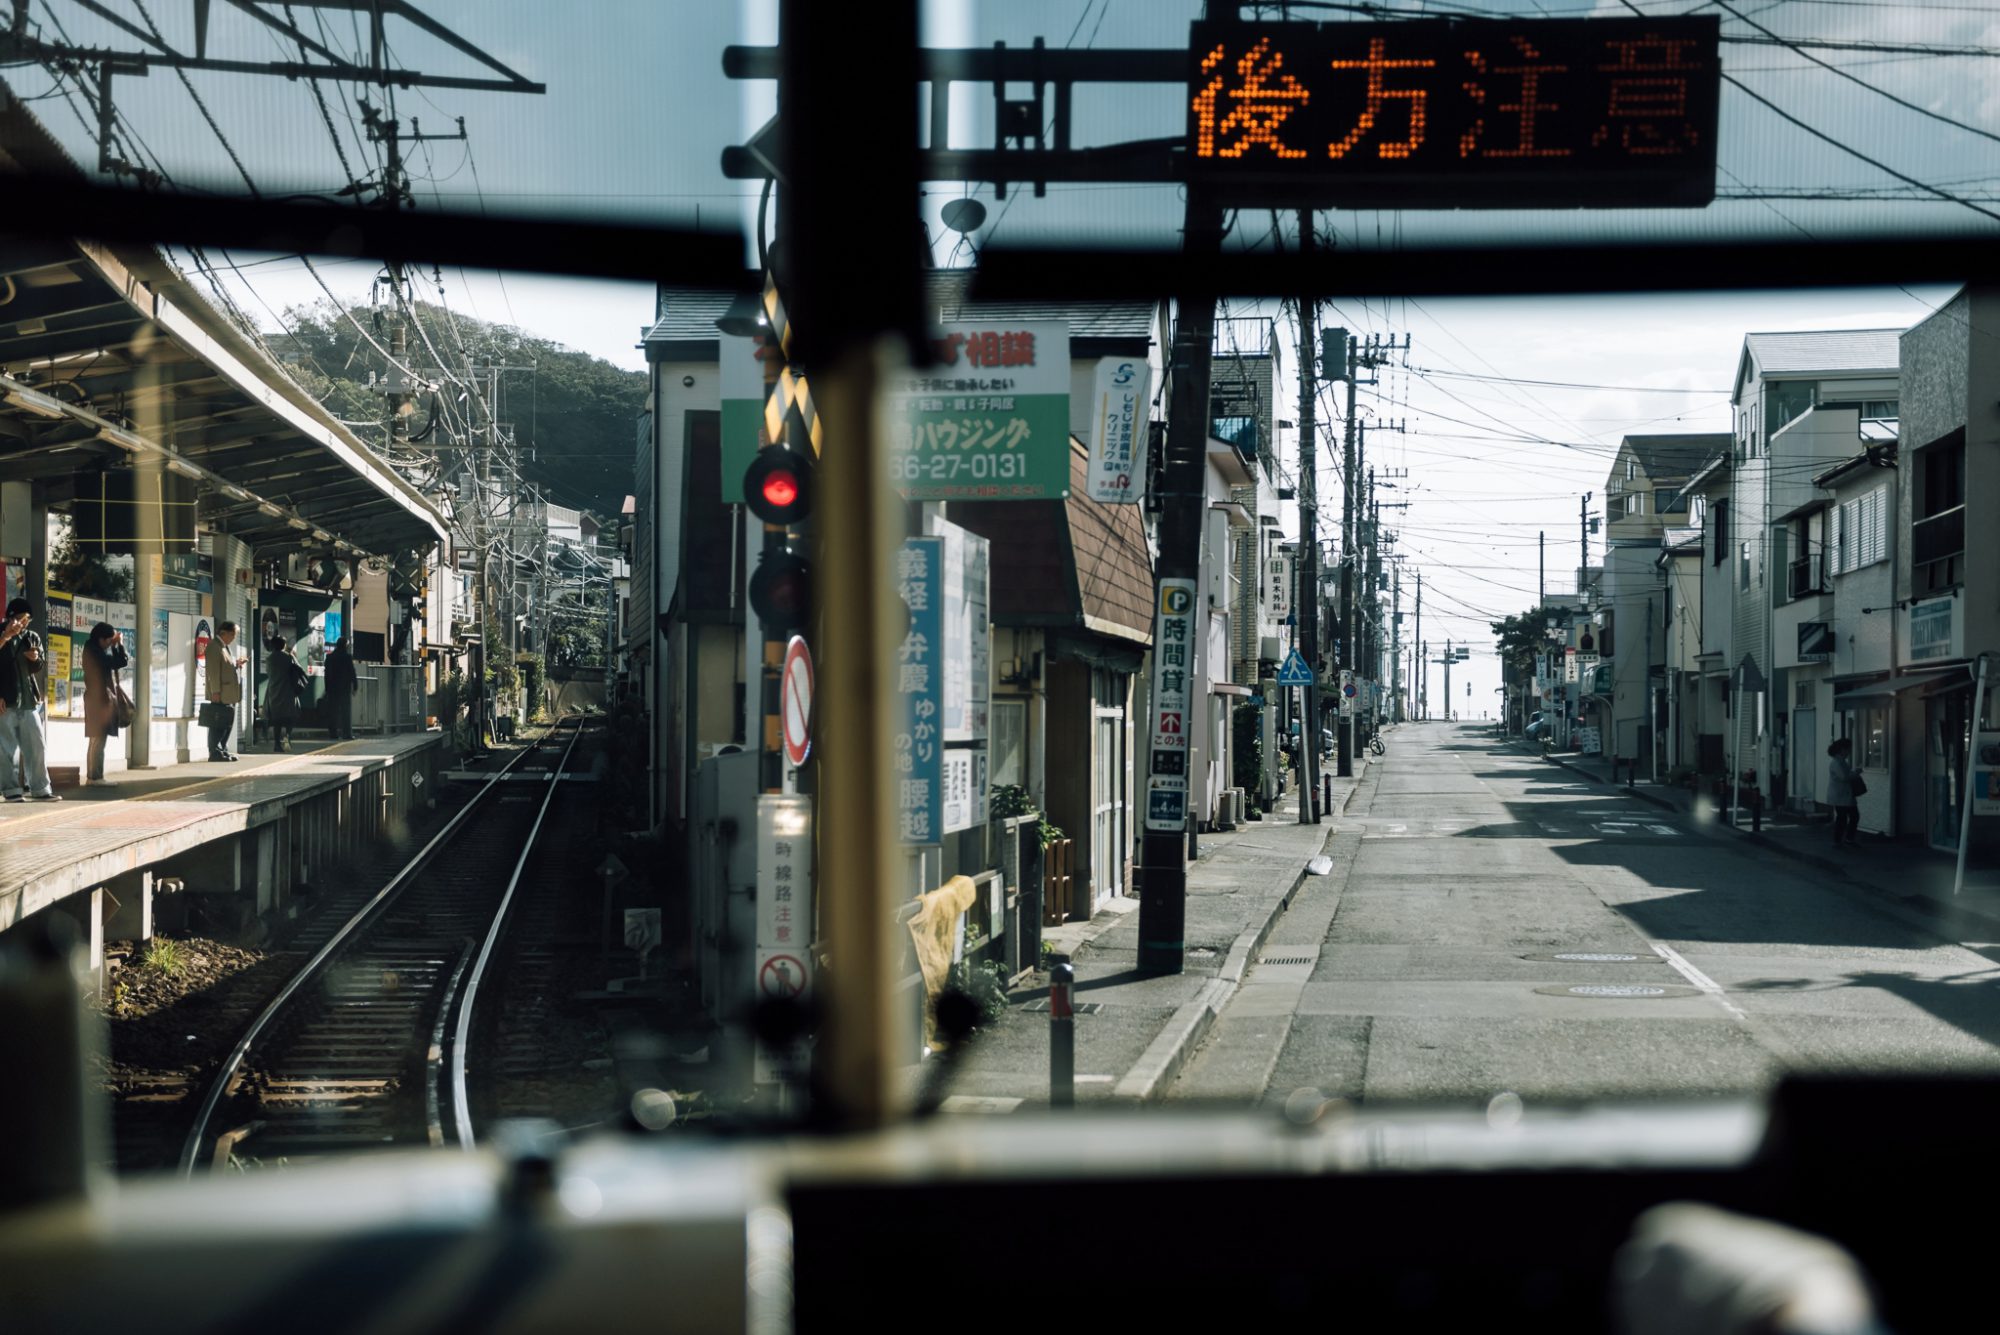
[1276,650,1314,686]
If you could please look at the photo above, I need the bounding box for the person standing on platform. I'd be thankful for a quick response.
[80,622,129,784]
[204,620,245,761]
[0,599,59,802]
[264,635,308,753]
[324,637,358,740]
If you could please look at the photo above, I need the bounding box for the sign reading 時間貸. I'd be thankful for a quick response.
[1186,16,1721,208]
[888,321,1071,501]
[1145,578,1198,833]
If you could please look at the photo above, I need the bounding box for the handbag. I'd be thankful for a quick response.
[1850,772,1868,798]
[198,701,226,729]
[113,671,136,729]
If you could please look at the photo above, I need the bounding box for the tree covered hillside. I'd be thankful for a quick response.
[269,300,644,516]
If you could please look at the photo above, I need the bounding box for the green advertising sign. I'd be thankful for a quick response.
[888,320,1071,502]
[721,332,765,494]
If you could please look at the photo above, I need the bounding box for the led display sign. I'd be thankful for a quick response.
[1186,16,1720,208]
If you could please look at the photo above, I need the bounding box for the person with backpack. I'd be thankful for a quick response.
[0,598,59,802]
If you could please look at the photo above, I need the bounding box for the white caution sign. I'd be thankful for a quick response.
[1145,578,1198,833]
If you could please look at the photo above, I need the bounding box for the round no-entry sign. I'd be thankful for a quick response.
[782,635,814,768]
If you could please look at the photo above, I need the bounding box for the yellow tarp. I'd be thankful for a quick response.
[907,874,979,1050]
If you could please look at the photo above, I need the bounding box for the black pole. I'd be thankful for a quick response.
[1049,961,1075,1108]
[1136,194,1222,976]
[1297,212,1321,823]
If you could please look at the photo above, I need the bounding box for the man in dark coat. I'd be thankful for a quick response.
[324,636,359,740]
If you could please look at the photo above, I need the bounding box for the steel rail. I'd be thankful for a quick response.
[444,718,586,1149]
[177,728,563,1177]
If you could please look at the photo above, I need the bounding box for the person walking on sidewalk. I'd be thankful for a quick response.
[203,620,244,761]
[264,635,308,753]
[0,599,59,802]
[80,622,129,784]
[1826,737,1863,848]
[324,636,358,739]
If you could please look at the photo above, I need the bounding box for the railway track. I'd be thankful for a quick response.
[179,719,586,1173]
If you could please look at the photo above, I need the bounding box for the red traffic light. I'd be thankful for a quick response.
[745,444,813,526]
[761,469,800,511]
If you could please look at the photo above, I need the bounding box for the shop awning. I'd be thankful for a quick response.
[1831,667,1967,707]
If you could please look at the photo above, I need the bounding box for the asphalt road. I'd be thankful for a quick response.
[1172,723,2000,1109]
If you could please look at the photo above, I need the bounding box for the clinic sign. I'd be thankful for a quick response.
[887,321,1071,501]
[1087,356,1152,504]
[896,538,945,845]
[1145,578,1198,833]
[1903,595,1962,664]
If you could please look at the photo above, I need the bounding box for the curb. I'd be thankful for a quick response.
[1113,753,1370,1102]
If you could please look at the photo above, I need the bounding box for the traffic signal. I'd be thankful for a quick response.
[743,443,813,526]
[744,443,814,635]
[749,549,812,634]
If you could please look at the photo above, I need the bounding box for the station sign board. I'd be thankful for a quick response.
[1186,15,1721,209]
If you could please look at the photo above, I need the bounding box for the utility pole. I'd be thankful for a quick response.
[1413,572,1422,721]
[1136,194,1223,975]
[1579,491,1593,594]
[1539,530,1546,607]
[1391,563,1401,723]
[1336,330,1357,778]
[1296,213,1322,823]
[1444,638,1453,723]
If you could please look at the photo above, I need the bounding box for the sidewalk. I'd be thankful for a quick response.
[1526,741,2000,941]
[931,751,1374,1112]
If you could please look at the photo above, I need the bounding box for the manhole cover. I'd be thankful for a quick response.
[1533,983,1699,999]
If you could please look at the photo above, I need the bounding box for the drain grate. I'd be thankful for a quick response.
[1259,955,1316,966]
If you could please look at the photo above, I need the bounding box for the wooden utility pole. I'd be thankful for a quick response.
[1296,212,1322,824]
[1136,195,1224,974]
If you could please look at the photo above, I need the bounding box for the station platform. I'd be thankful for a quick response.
[0,733,444,966]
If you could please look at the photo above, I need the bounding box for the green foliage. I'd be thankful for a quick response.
[47,518,133,602]
[1491,604,1560,677]
[269,300,647,513]
[139,937,185,978]
[946,958,1012,1024]
[1038,820,1067,851]
[990,784,1035,820]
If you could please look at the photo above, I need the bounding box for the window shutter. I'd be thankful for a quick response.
[1868,488,1888,567]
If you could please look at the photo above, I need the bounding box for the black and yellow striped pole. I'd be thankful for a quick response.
[743,272,817,794]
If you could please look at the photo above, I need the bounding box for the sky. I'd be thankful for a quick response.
[3,1,1994,706]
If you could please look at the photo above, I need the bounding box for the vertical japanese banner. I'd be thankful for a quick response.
[896,537,944,846]
[1087,356,1151,504]
[1145,578,1198,833]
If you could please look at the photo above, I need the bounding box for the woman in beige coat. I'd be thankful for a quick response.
[80,622,129,783]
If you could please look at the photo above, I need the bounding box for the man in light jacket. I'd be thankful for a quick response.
[204,620,245,762]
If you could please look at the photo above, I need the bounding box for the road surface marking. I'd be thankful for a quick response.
[1648,940,1747,1021]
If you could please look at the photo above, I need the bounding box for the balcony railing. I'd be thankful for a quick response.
[1913,504,1965,567]
[1788,552,1826,600]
